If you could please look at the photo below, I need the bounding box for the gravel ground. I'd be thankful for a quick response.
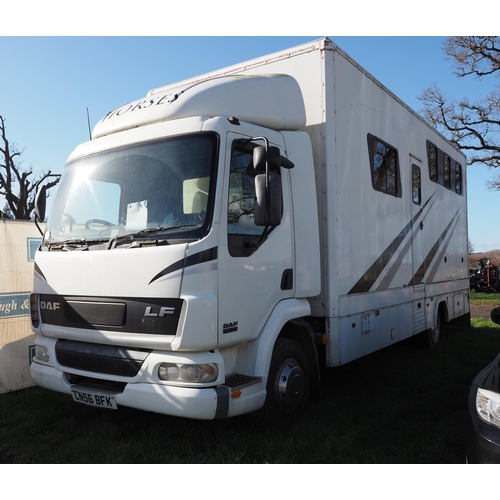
[471,304,500,319]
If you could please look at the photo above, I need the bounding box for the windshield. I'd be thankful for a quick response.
[45,133,218,248]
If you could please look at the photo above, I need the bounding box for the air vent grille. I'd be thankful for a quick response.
[64,301,126,327]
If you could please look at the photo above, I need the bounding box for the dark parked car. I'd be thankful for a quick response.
[466,307,500,463]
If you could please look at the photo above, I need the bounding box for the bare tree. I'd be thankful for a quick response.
[469,238,475,254]
[0,115,59,220]
[419,37,500,189]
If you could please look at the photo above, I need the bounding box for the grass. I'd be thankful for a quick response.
[2,300,500,463]
[470,289,500,305]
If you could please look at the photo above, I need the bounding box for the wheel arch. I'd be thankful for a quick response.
[243,298,312,381]
[425,297,449,347]
[434,298,449,324]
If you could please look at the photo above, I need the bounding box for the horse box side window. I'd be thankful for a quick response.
[427,140,463,196]
[368,134,401,198]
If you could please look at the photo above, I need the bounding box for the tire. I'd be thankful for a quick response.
[491,307,500,326]
[427,308,445,347]
[249,338,310,426]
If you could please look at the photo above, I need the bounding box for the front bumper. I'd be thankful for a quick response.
[30,334,229,419]
[29,335,266,420]
[30,360,228,420]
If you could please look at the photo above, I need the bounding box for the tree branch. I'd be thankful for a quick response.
[444,36,500,79]
[0,114,60,219]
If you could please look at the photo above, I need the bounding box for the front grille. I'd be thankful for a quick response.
[56,339,151,377]
[64,301,126,327]
[40,294,183,334]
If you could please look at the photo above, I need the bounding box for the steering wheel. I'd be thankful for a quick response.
[85,219,115,229]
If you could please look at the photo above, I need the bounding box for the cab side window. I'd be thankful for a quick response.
[228,144,261,236]
[227,141,262,256]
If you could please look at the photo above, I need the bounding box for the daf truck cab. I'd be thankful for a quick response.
[30,74,321,422]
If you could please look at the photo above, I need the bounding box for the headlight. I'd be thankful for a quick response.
[476,388,500,428]
[158,363,218,384]
[35,345,50,363]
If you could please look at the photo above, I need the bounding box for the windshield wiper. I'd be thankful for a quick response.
[107,225,198,249]
[48,238,109,251]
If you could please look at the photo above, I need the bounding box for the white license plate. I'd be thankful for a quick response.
[71,387,118,409]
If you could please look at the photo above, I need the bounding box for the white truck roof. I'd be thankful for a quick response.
[92,73,307,139]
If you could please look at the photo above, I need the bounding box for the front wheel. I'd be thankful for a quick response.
[250,338,310,426]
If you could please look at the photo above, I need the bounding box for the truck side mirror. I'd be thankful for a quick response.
[253,145,293,172]
[34,185,47,236]
[254,173,282,226]
[254,145,276,172]
[35,184,47,222]
[252,140,291,228]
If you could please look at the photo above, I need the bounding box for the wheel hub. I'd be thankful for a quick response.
[275,358,306,414]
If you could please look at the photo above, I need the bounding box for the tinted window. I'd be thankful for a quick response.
[412,165,421,205]
[455,162,463,195]
[426,140,463,196]
[428,142,438,182]
[368,134,401,197]
[444,154,451,189]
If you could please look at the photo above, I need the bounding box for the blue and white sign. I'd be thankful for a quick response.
[0,292,30,318]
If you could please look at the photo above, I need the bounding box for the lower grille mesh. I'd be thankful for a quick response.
[56,339,150,377]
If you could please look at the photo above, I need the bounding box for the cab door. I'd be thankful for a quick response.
[217,132,294,348]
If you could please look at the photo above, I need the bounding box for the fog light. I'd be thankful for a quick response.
[158,362,218,383]
[35,345,49,363]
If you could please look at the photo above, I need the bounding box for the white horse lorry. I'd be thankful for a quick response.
[30,37,470,423]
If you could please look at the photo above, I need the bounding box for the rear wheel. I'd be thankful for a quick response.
[249,338,310,426]
[427,308,445,347]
